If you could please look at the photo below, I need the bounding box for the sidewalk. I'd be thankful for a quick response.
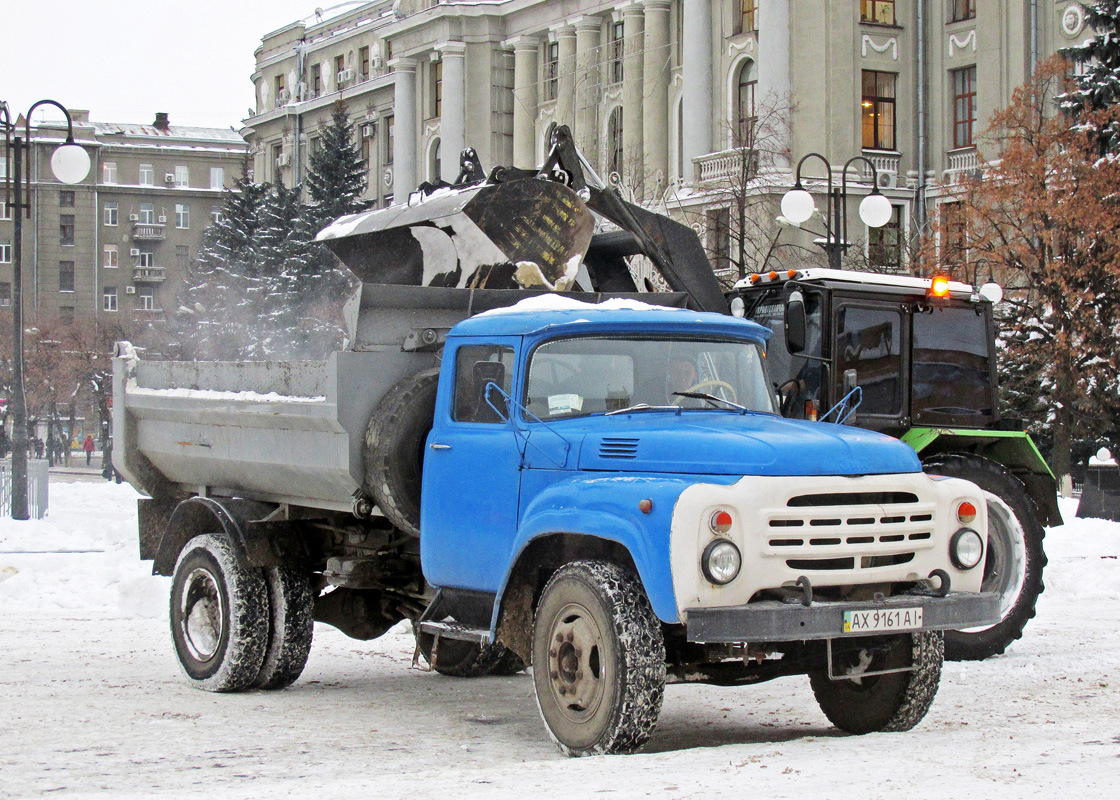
[49,453,112,479]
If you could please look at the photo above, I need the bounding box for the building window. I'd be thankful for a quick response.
[952,66,977,148]
[60,214,75,246]
[429,139,442,182]
[139,251,154,268]
[210,167,224,189]
[869,205,903,270]
[607,107,624,176]
[861,70,897,150]
[102,161,117,184]
[176,245,190,270]
[175,165,189,187]
[736,60,757,148]
[0,242,10,262]
[431,60,443,118]
[0,201,10,220]
[59,190,75,207]
[104,244,118,268]
[104,201,118,226]
[738,0,759,34]
[103,287,117,312]
[545,41,559,101]
[139,286,155,311]
[175,203,189,229]
[941,202,967,267]
[59,261,75,292]
[211,205,222,224]
[275,74,286,103]
[706,208,731,273]
[385,115,394,164]
[948,0,976,23]
[609,21,625,85]
[60,306,74,324]
[0,282,10,306]
[861,0,895,25]
[335,54,345,85]
[311,64,322,97]
[139,164,154,185]
[360,46,370,80]
[139,203,155,224]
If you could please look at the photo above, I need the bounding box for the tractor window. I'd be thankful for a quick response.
[835,304,904,418]
[749,292,824,418]
[453,344,515,423]
[912,306,993,425]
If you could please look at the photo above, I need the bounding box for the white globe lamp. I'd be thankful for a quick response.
[51,142,91,184]
[780,188,816,224]
[858,192,893,228]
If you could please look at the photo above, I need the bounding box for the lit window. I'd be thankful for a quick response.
[102,162,117,184]
[104,202,118,226]
[175,203,189,229]
[103,287,118,312]
[861,70,897,150]
[104,244,118,268]
[861,0,895,25]
[139,164,154,185]
[952,66,977,148]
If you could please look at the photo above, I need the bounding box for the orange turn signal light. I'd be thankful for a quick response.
[929,276,951,298]
[957,501,978,524]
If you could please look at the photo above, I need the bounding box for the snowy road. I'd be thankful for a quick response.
[1,481,1118,798]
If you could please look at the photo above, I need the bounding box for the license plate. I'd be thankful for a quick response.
[843,607,923,634]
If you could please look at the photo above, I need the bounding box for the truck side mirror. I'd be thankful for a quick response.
[786,290,807,354]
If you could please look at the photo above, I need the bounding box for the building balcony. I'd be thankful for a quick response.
[131,222,165,241]
[133,267,166,283]
[694,148,760,187]
[860,151,901,185]
[944,148,979,184]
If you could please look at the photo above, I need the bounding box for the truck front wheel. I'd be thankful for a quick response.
[532,560,666,756]
[170,534,268,692]
[810,631,944,734]
[923,455,1046,661]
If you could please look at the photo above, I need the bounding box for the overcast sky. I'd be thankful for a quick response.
[5,1,333,130]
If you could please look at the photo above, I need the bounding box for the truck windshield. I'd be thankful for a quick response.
[524,336,775,420]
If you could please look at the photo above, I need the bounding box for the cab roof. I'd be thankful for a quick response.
[732,268,978,299]
[448,297,771,342]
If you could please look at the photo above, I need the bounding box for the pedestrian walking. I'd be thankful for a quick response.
[83,434,95,466]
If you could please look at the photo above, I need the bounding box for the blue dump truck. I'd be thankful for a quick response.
[115,294,997,756]
[113,128,998,755]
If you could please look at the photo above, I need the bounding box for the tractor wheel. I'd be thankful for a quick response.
[923,454,1047,661]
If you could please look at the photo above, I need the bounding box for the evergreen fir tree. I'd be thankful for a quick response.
[305,99,372,230]
[1059,1,1120,150]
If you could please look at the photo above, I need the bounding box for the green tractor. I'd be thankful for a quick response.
[729,268,1058,661]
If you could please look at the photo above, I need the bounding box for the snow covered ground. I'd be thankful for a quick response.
[1,479,1117,798]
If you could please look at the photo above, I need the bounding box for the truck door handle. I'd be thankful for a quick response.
[429,443,452,450]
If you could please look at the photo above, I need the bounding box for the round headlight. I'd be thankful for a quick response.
[950,528,984,570]
[702,539,742,585]
[730,296,746,317]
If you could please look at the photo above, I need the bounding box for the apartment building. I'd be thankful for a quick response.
[0,112,247,323]
[243,0,1083,276]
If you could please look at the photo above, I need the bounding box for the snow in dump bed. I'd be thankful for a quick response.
[475,294,691,317]
[127,386,326,403]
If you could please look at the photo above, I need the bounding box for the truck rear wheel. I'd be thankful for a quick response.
[532,560,666,756]
[363,368,441,537]
[923,454,1046,661]
[810,631,943,734]
[252,568,314,690]
[170,534,268,692]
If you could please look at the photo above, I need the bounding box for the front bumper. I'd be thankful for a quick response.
[685,591,1001,643]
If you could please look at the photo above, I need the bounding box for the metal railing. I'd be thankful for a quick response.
[0,459,50,519]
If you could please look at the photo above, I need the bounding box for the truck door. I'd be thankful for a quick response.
[832,300,909,433]
[421,340,523,594]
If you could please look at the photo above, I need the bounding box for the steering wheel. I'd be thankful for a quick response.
[673,380,737,405]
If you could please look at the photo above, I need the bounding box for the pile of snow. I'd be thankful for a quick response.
[476,294,690,317]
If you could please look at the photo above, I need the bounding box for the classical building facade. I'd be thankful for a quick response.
[1,112,247,323]
[242,0,1085,276]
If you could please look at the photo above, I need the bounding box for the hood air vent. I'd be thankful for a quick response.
[599,437,639,459]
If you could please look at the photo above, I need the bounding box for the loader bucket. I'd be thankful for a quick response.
[317,178,595,292]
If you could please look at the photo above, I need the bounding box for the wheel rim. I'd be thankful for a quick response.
[963,490,1027,631]
[544,602,608,725]
[180,567,224,662]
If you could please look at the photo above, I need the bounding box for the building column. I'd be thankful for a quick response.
[390,56,418,197]
[574,16,602,158]
[642,0,671,184]
[681,0,713,184]
[506,36,539,167]
[758,0,792,110]
[622,5,645,185]
[556,25,577,133]
[436,42,466,183]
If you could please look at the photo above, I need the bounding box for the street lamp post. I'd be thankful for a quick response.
[1,100,91,519]
[779,153,894,270]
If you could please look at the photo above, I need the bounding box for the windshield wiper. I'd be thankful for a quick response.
[604,403,682,416]
[671,392,749,413]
